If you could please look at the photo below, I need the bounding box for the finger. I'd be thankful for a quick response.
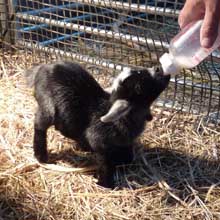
[178,0,204,29]
[200,0,220,48]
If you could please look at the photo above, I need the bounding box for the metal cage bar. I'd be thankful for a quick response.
[2,0,220,125]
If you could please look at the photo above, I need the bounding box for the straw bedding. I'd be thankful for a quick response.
[0,50,220,220]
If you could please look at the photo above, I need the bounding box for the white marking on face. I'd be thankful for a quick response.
[147,67,155,77]
[110,67,131,92]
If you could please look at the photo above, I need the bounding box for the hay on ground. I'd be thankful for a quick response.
[0,50,220,220]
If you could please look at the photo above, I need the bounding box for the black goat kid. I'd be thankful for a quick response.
[25,61,170,188]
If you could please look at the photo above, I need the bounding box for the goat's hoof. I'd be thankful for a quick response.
[34,153,48,163]
[97,177,115,189]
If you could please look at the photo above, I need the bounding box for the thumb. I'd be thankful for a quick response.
[178,0,204,29]
[200,1,220,48]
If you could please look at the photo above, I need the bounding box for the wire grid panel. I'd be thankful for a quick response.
[3,0,220,125]
[0,0,7,38]
[14,0,181,65]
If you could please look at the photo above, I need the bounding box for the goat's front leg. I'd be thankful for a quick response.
[97,161,115,189]
[33,109,52,163]
[97,146,134,188]
[92,152,115,188]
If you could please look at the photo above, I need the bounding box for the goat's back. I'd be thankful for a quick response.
[27,61,108,139]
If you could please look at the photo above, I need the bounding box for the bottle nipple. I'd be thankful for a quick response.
[159,53,180,76]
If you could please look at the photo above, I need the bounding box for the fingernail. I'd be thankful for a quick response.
[178,17,184,29]
[201,37,212,48]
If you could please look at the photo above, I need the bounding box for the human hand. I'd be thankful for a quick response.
[178,0,220,49]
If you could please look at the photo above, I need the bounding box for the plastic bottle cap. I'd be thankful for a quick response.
[159,53,180,76]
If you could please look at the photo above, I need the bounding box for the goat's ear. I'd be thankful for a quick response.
[104,86,113,94]
[100,99,131,123]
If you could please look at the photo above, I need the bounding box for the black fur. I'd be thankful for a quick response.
[25,61,170,188]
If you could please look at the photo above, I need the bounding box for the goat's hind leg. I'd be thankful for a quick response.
[33,109,52,163]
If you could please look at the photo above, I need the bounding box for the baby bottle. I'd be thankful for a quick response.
[159,20,220,75]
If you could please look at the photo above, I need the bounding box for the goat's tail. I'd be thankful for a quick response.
[24,64,42,88]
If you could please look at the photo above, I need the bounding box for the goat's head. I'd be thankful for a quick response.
[101,66,170,123]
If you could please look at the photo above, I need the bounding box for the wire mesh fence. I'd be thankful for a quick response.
[1,0,220,126]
